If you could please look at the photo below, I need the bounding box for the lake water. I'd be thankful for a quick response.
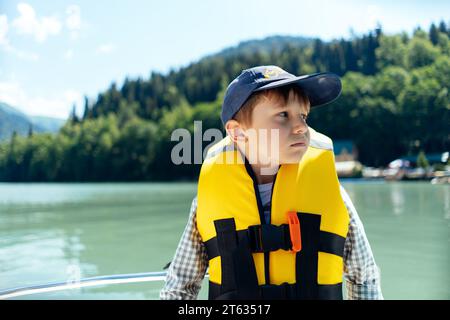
[0,181,448,300]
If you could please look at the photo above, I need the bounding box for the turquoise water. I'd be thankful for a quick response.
[0,182,448,299]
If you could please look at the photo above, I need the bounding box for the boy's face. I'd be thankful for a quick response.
[238,92,311,167]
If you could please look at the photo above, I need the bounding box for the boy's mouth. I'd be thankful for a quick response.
[290,141,307,148]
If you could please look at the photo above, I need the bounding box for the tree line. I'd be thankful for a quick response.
[0,21,449,181]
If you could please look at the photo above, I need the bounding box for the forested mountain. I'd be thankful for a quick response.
[0,102,64,141]
[0,21,448,182]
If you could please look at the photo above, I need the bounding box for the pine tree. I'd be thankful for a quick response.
[28,124,33,138]
[344,40,358,71]
[429,23,439,45]
[375,23,383,40]
[362,32,378,75]
[10,130,17,145]
[312,39,324,71]
[70,104,79,124]
[82,96,90,120]
[438,20,447,34]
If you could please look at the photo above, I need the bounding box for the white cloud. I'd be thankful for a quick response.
[0,82,27,107]
[65,5,81,39]
[0,15,8,46]
[11,3,62,43]
[6,46,39,61]
[0,13,40,61]
[2,4,84,59]
[95,43,115,55]
[64,49,74,60]
[65,5,81,30]
[0,81,82,119]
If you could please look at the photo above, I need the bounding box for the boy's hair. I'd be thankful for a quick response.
[232,84,310,126]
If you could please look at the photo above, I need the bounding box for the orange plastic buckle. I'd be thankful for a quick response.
[287,211,302,252]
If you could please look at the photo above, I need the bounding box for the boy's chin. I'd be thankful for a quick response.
[281,152,307,164]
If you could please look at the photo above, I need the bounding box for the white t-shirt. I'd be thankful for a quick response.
[257,182,273,224]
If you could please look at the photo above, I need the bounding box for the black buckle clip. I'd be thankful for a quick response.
[248,224,293,252]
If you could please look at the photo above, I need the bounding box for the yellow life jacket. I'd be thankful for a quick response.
[196,128,349,300]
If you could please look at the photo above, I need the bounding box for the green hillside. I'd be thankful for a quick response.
[0,22,448,182]
[0,102,65,141]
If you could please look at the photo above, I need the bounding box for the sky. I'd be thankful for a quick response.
[0,0,449,119]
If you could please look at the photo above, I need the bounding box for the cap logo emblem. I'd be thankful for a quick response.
[263,67,283,79]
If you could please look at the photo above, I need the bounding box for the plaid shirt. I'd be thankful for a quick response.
[160,185,383,300]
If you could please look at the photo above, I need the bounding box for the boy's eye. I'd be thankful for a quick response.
[277,112,308,121]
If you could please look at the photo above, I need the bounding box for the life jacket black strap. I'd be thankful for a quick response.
[320,230,346,256]
[204,229,246,260]
[317,283,343,300]
[231,231,260,299]
[214,218,238,293]
[213,218,260,299]
[208,214,345,300]
[209,281,343,300]
[204,223,346,259]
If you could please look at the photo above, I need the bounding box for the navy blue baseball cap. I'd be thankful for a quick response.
[221,65,342,125]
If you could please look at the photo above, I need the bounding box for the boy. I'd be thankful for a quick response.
[160,66,383,300]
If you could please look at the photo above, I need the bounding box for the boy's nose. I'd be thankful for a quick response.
[292,118,308,135]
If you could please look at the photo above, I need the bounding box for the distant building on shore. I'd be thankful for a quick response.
[333,140,362,178]
[334,140,358,162]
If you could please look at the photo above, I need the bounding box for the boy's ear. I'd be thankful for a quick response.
[225,120,247,143]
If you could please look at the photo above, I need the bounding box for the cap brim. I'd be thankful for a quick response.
[253,72,342,107]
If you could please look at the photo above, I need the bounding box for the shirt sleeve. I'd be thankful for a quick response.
[159,196,208,300]
[340,185,384,300]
